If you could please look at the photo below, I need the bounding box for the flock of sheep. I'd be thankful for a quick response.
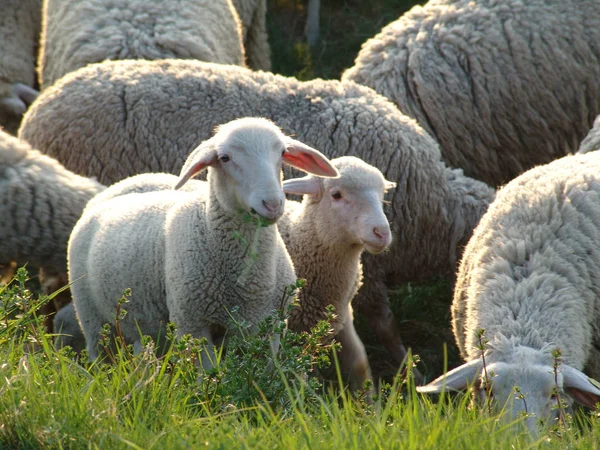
[2,0,600,435]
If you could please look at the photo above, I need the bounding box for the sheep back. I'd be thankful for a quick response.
[38,0,245,89]
[342,0,600,186]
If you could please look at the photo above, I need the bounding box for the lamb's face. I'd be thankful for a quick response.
[477,362,564,434]
[178,117,338,223]
[319,166,393,254]
[215,124,288,223]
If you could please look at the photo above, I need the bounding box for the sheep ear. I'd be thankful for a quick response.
[175,139,218,190]
[416,359,483,394]
[384,180,397,192]
[283,176,321,197]
[283,137,339,178]
[562,364,600,408]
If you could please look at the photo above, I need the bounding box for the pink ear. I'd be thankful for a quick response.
[565,387,600,409]
[283,138,339,178]
[175,139,218,190]
[562,364,600,408]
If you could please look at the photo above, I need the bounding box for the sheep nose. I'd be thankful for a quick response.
[262,199,282,214]
[371,226,392,250]
[373,226,389,241]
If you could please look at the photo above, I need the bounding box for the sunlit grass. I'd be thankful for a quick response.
[1,269,600,449]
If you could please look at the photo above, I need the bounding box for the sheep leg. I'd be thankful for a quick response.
[337,318,372,392]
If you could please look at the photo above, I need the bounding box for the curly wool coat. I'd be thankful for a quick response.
[342,0,600,187]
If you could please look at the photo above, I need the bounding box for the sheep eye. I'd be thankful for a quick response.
[332,192,342,200]
[219,155,230,162]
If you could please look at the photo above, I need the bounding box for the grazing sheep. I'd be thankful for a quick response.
[231,0,271,71]
[68,117,339,363]
[342,0,600,187]
[0,0,41,134]
[0,129,104,330]
[280,156,395,389]
[418,152,600,433]
[38,0,245,90]
[578,115,600,154]
[20,59,495,370]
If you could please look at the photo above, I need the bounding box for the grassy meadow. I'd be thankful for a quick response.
[3,0,600,448]
[3,268,600,449]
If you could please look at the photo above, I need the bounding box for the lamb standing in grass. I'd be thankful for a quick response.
[20,59,495,370]
[38,0,245,89]
[68,117,339,363]
[280,156,395,389]
[0,0,41,134]
[342,0,600,187]
[418,152,600,433]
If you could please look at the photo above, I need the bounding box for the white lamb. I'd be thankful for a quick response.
[279,156,395,390]
[418,152,600,433]
[68,117,338,365]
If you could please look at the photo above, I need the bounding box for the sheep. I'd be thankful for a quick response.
[68,117,339,363]
[0,129,105,330]
[0,0,41,135]
[231,0,271,71]
[19,58,496,371]
[279,156,395,390]
[341,0,600,187]
[79,156,399,387]
[417,152,600,433]
[578,115,600,154]
[38,0,245,90]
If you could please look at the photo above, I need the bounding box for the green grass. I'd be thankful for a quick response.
[2,269,600,449]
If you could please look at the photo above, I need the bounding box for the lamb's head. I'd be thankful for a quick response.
[175,117,339,222]
[417,342,600,434]
[283,156,395,254]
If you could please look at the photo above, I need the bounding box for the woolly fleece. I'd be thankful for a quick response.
[342,0,600,187]
[0,129,104,273]
[231,0,271,71]
[452,152,600,378]
[38,0,245,89]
